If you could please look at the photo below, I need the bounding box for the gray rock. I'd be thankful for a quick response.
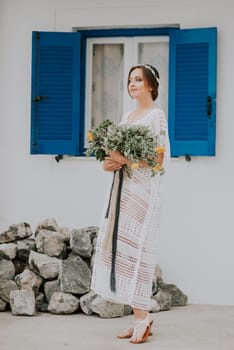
[48,292,79,314]
[15,269,43,294]
[59,227,71,243]
[0,259,15,279]
[0,243,17,260]
[0,297,7,311]
[10,289,36,316]
[35,229,66,257]
[152,264,164,295]
[0,251,10,260]
[85,226,98,241]
[149,298,160,313]
[0,223,32,243]
[0,279,19,302]
[59,254,91,294]
[35,292,45,311]
[70,229,92,258]
[79,290,98,315]
[162,284,188,306]
[35,218,60,236]
[44,279,60,302]
[91,295,124,318]
[29,251,61,279]
[153,290,172,311]
[155,264,163,280]
[16,238,36,262]
[38,301,48,312]
[12,259,27,275]
[124,304,133,315]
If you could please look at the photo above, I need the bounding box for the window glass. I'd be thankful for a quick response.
[91,43,124,128]
[138,41,169,117]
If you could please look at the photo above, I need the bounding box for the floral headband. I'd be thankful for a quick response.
[141,64,160,84]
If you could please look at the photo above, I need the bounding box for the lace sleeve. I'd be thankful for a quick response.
[151,109,170,168]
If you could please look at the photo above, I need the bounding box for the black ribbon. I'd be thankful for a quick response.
[105,169,124,292]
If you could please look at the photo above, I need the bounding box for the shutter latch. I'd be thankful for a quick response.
[33,95,49,103]
[207,96,212,118]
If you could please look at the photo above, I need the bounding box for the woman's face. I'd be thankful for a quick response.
[128,68,151,99]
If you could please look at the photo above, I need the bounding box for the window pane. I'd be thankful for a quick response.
[138,42,169,117]
[91,44,124,128]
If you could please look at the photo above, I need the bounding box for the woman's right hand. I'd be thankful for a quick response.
[103,157,123,172]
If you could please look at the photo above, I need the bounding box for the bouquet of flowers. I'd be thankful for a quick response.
[86,119,165,177]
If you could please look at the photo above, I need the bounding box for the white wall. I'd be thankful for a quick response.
[0,0,234,305]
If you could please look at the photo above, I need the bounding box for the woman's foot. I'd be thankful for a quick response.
[117,327,134,339]
[130,313,153,344]
[117,320,153,339]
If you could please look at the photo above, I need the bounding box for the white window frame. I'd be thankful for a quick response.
[85,35,169,143]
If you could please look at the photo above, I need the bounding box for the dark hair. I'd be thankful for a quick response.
[127,64,160,101]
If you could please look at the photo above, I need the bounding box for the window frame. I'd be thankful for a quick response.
[79,27,175,155]
[84,35,170,148]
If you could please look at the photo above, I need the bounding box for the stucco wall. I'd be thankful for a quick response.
[0,0,234,305]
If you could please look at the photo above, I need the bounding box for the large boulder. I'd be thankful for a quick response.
[153,290,172,311]
[44,279,60,302]
[16,238,36,262]
[34,218,60,236]
[59,254,91,294]
[15,269,43,294]
[0,223,32,243]
[48,292,79,314]
[0,297,7,311]
[0,279,19,303]
[79,290,98,315]
[91,295,125,318]
[0,243,17,260]
[10,289,36,316]
[29,251,61,279]
[162,284,188,306]
[0,259,15,279]
[35,230,66,258]
[70,229,93,258]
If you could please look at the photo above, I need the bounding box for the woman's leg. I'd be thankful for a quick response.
[133,307,148,321]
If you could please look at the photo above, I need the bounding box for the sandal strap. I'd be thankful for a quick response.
[134,313,150,327]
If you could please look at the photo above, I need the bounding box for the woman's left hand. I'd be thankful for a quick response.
[109,150,128,165]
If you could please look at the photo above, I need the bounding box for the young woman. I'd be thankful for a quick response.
[91,64,170,344]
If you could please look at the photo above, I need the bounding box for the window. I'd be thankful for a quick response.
[30,27,217,157]
[84,36,169,148]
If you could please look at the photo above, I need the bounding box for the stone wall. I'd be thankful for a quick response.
[0,219,187,317]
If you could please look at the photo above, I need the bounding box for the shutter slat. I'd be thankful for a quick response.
[30,31,81,155]
[169,27,217,156]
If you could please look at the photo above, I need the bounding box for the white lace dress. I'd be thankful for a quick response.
[91,108,170,310]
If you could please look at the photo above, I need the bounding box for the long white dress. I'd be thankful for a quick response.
[91,108,170,310]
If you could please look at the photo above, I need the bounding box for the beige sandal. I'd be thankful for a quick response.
[129,313,153,344]
[117,320,153,339]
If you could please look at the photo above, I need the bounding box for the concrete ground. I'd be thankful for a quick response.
[0,304,234,350]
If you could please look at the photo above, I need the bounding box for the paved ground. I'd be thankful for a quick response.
[0,304,234,350]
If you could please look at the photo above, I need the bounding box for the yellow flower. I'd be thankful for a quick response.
[155,146,165,154]
[152,164,162,172]
[131,163,140,170]
[87,132,93,142]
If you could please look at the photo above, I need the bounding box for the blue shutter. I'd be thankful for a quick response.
[169,28,217,157]
[31,31,81,155]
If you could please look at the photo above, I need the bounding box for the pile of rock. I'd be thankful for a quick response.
[0,219,187,317]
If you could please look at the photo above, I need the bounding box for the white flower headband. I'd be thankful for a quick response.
[142,64,160,84]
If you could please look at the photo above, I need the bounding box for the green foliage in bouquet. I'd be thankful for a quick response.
[86,119,165,177]
[86,120,117,161]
